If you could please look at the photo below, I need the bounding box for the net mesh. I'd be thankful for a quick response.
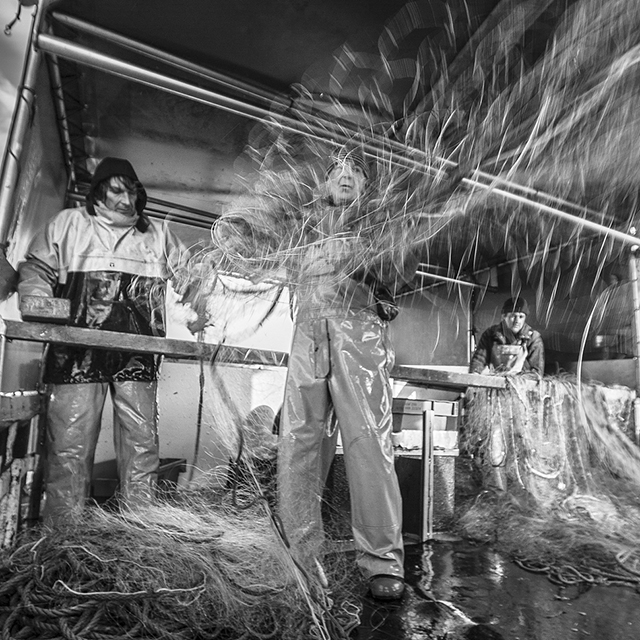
[460,374,640,587]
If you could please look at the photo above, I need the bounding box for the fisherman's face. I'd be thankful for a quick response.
[502,312,527,335]
[326,159,366,204]
[103,177,138,215]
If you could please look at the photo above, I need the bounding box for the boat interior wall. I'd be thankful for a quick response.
[392,286,472,367]
[0,56,68,395]
[68,67,255,209]
[38,57,250,244]
[93,361,286,482]
[7,58,67,268]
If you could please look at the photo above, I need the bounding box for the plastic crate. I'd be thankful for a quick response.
[91,457,187,503]
[157,458,187,494]
[323,451,457,541]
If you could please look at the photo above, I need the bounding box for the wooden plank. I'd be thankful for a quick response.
[2,320,289,368]
[0,392,45,427]
[19,296,70,324]
[392,365,507,390]
[2,321,506,389]
[0,457,27,549]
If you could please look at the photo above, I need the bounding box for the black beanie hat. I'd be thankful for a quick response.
[502,296,529,316]
[86,157,149,230]
[325,145,369,179]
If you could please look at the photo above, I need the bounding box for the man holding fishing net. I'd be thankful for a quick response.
[469,296,545,376]
[214,144,420,600]
[468,296,545,492]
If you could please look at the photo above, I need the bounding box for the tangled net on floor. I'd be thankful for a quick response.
[461,374,640,589]
[0,488,361,640]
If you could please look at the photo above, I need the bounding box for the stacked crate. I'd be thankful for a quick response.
[323,390,462,542]
[0,391,46,548]
[391,397,460,539]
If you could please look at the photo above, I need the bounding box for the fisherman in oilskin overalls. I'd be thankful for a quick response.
[17,157,186,524]
[469,296,545,376]
[469,296,545,491]
[214,145,419,599]
[277,147,417,600]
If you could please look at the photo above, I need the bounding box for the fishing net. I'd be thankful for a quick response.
[460,374,640,588]
[165,0,640,599]
[0,481,362,640]
[9,0,640,634]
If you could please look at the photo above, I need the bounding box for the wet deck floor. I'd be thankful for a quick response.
[328,453,640,640]
[350,536,640,640]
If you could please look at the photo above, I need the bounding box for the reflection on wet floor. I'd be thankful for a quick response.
[322,449,640,640]
[352,538,640,639]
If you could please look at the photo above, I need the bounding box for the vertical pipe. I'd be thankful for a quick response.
[0,317,7,536]
[467,308,472,366]
[47,53,76,186]
[628,249,640,443]
[421,401,434,541]
[0,318,7,392]
[0,0,49,244]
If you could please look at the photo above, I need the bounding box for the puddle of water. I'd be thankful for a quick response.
[352,539,640,640]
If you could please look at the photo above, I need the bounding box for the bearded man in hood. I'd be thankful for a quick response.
[18,157,186,524]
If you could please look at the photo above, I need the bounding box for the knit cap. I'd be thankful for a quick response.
[325,145,369,179]
[502,297,529,315]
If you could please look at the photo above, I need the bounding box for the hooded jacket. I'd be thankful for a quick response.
[85,157,150,232]
[17,158,185,384]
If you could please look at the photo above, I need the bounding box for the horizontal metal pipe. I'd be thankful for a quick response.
[37,34,640,251]
[466,168,618,226]
[38,34,279,121]
[49,12,421,168]
[51,12,280,107]
[464,180,640,248]
[36,34,378,164]
[415,270,482,288]
[35,36,444,177]
[66,190,219,222]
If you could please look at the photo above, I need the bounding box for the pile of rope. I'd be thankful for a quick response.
[461,374,640,589]
[0,491,360,640]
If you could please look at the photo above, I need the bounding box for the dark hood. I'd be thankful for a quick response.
[86,157,150,232]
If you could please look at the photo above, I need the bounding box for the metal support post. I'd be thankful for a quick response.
[628,249,640,443]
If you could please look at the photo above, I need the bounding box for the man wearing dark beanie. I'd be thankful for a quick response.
[469,296,545,375]
[17,157,186,524]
